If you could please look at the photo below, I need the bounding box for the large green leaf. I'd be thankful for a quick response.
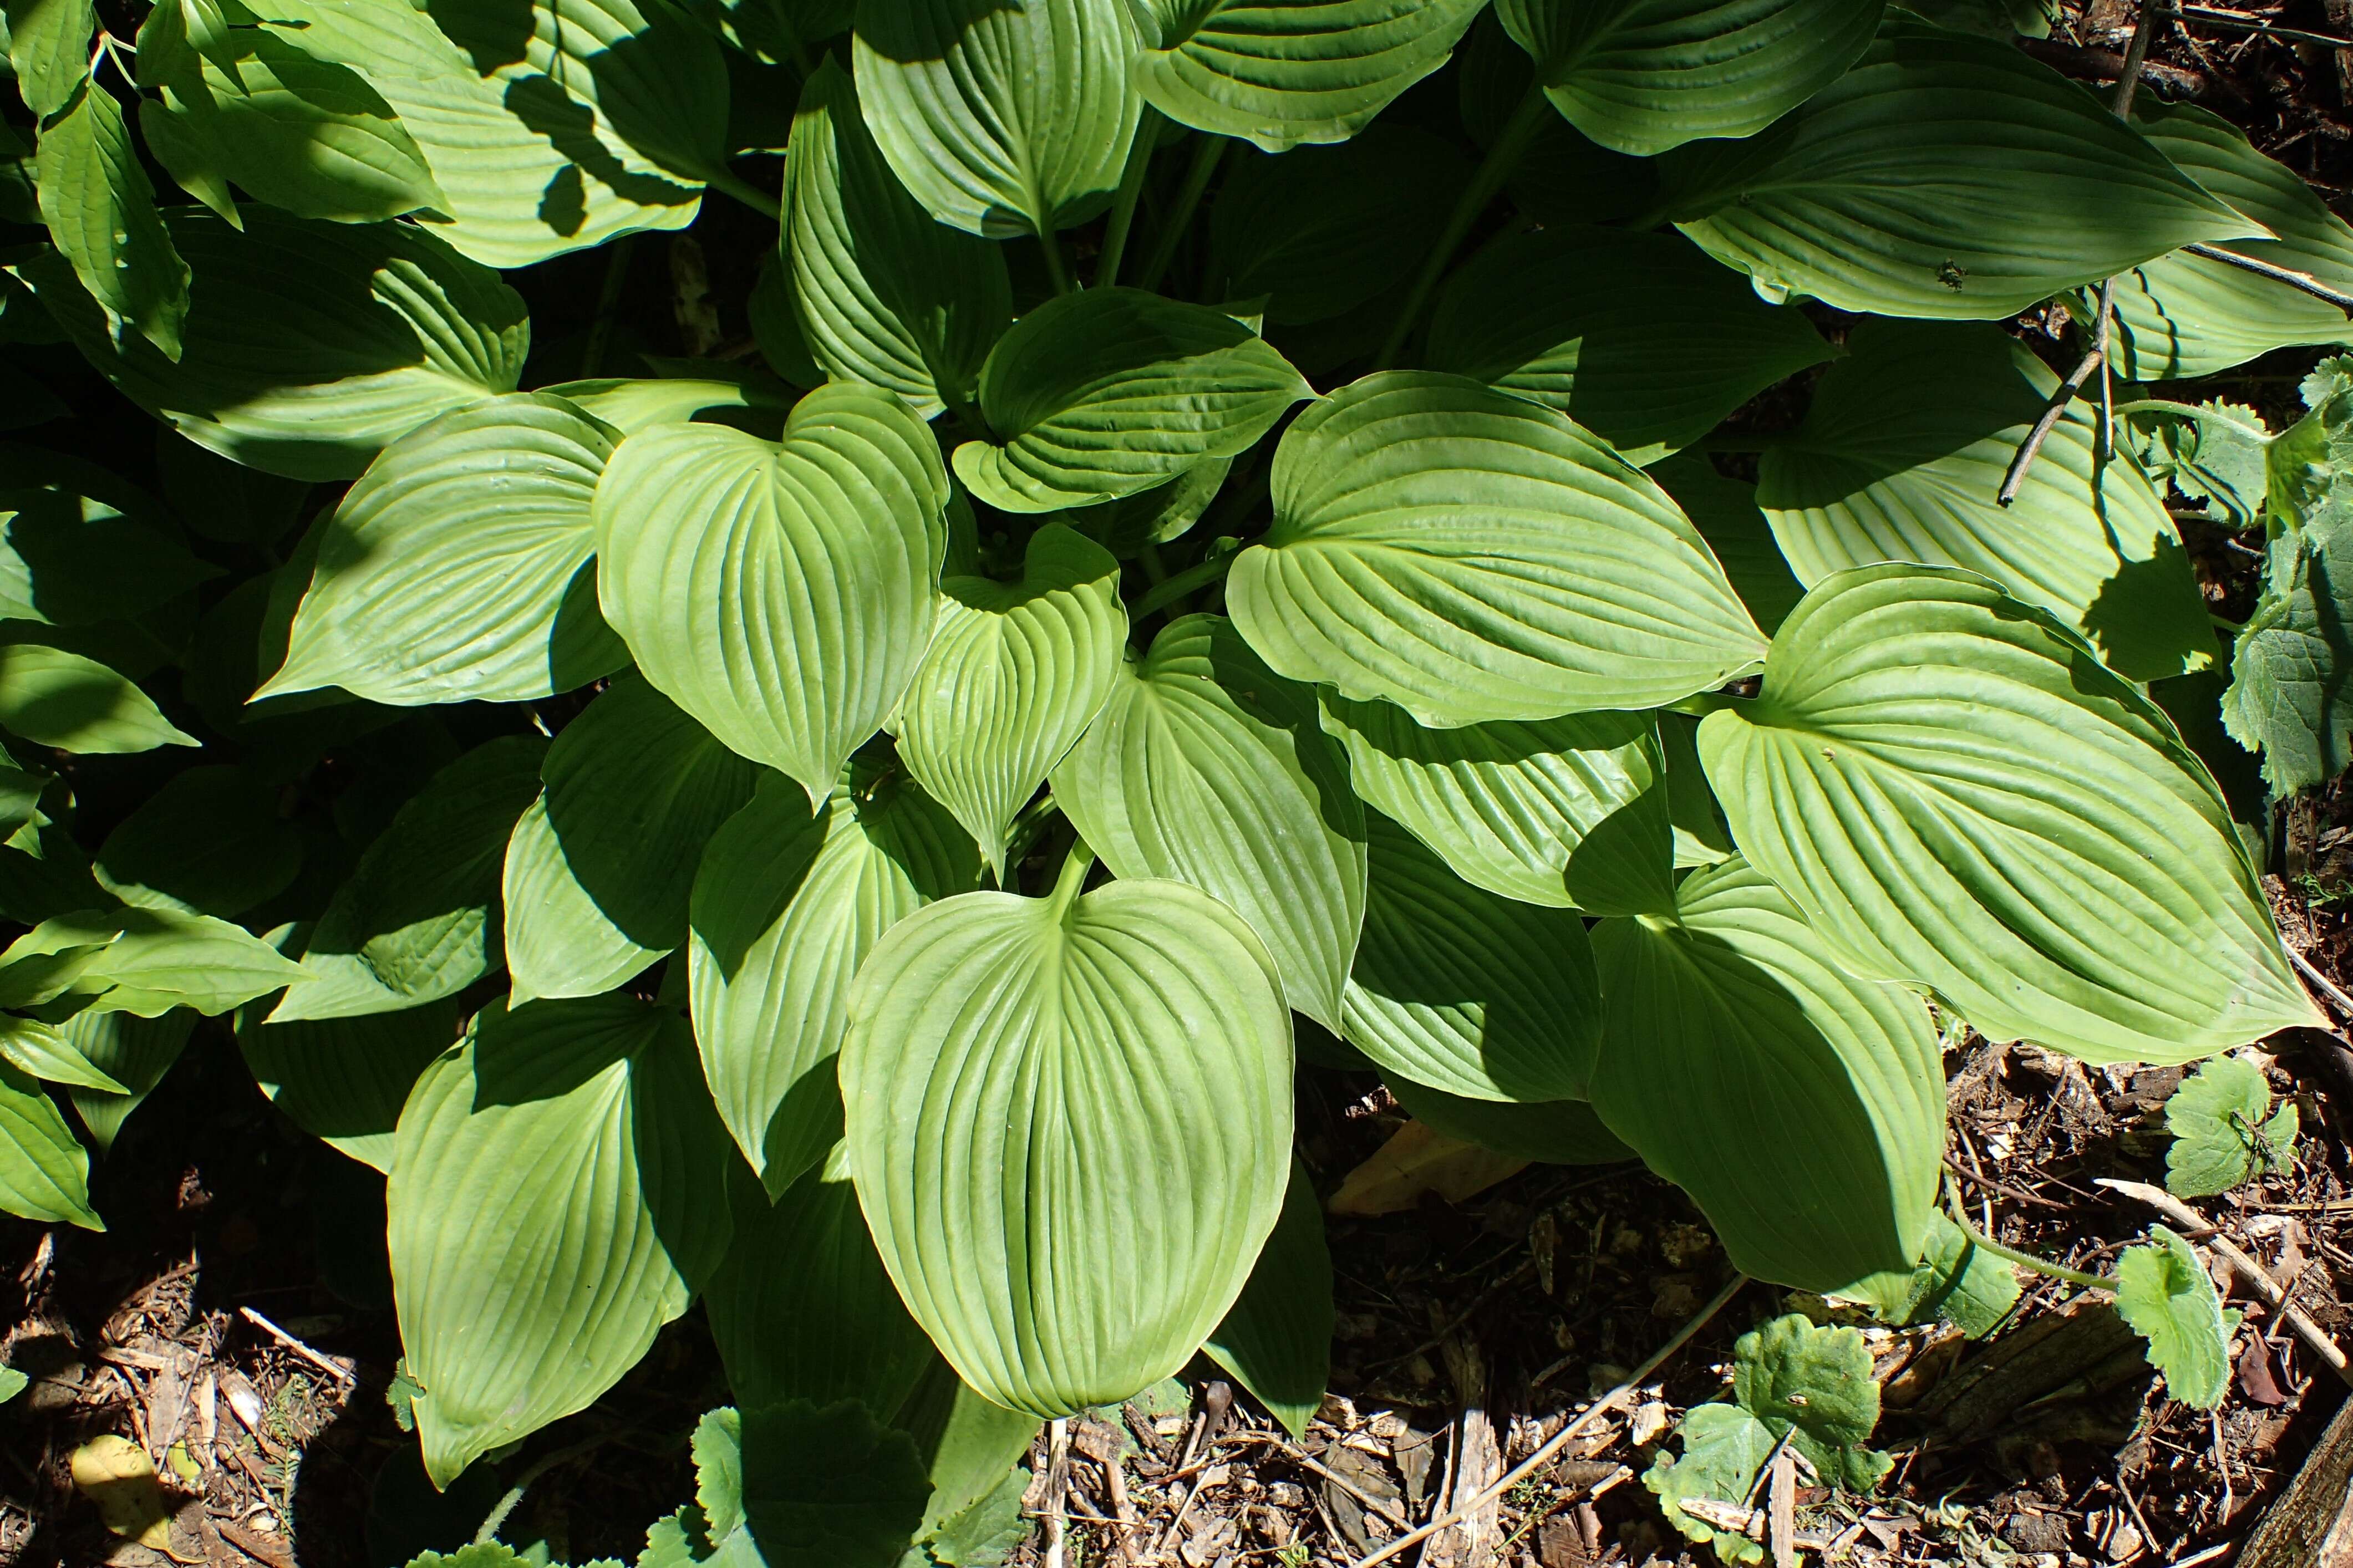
[16,207,528,480]
[1756,319,2215,683]
[840,871,1292,1416]
[237,995,458,1172]
[851,0,1141,240]
[1589,858,1943,1292]
[1207,126,1470,325]
[785,58,1011,421]
[1318,696,1658,909]
[263,0,727,267]
[8,905,309,1017]
[1653,456,1806,638]
[1203,1159,1331,1439]
[268,736,547,1022]
[594,384,948,805]
[952,288,1309,513]
[1053,614,1365,1031]
[1342,812,1602,1101]
[1698,565,2320,1062]
[704,1149,936,1417]
[0,1061,99,1228]
[1426,226,1829,466]
[1653,20,2258,320]
[0,643,197,754]
[0,482,218,628]
[59,1007,196,1152]
[95,765,301,917]
[504,674,760,1000]
[258,393,627,706]
[2109,100,2353,380]
[390,995,732,1486]
[144,28,445,225]
[740,1401,934,1568]
[1228,372,1766,726]
[898,526,1125,875]
[688,762,980,1193]
[1130,0,1485,151]
[4,0,93,116]
[1495,0,1882,156]
[34,81,190,359]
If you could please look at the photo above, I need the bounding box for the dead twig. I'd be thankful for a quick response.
[1220,1433,1408,1526]
[237,1307,355,1386]
[2184,243,2353,310]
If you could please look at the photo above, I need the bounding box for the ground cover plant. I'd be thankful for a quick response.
[7,0,2353,1562]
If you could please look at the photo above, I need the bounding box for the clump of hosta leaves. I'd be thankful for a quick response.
[1645,1314,1892,1564]
[2163,1055,2297,1197]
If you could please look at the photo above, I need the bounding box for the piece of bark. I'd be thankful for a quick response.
[2014,36,2215,99]
[2239,1389,2353,1568]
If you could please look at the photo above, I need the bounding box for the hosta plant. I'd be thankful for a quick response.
[0,0,2345,1555]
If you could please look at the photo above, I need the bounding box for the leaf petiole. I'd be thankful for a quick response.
[1047,835,1097,917]
[1950,1209,2118,1294]
[1130,548,1236,620]
[703,166,782,221]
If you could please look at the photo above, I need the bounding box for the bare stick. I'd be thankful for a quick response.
[2183,243,2353,310]
[1348,1275,1749,1568]
[2286,940,2353,1020]
[238,1306,355,1386]
[2096,1178,2353,1387]
[1998,347,2105,506]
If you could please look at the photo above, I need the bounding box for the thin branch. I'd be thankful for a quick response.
[1998,345,2105,506]
[2183,242,2353,310]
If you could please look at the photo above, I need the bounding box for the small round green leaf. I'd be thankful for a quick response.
[841,874,1292,1416]
[1229,371,1767,726]
[2115,1225,2233,1409]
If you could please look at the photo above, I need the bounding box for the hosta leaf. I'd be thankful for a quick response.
[263,0,727,268]
[1130,0,1485,151]
[4,0,93,116]
[1204,1160,1331,1439]
[1228,372,1766,726]
[34,81,190,359]
[0,1061,99,1228]
[390,996,732,1486]
[17,208,528,480]
[1383,1073,1634,1164]
[690,0,856,63]
[1207,127,1470,325]
[952,289,1310,513]
[1756,319,2214,683]
[0,644,197,754]
[1590,858,1943,1292]
[689,763,980,1192]
[504,675,759,1000]
[0,483,218,628]
[260,393,624,706]
[1698,565,2319,1062]
[1052,614,1365,1031]
[541,374,794,435]
[594,385,948,805]
[146,29,445,224]
[0,1014,125,1092]
[2110,100,2353,380]
[1561,776,1677,918]
[1343,813,1602,1102]
[1426,226,1830,466]
[12,906,309,1017]
[1654,20,2258,319]
[269,736,546,1022]
[237,996,458,1172]
[851,0,1142,240]
[841,873,1292,1416]
[95,765,301,918]
[2164,1055,2294,1198]
[1496,0,1882,156]
[738,1399,933,1568]
[1066,456,1232,558]
[59,1007,195,1152]
[1317,695,1658,909]
[705,1149,935,1416]
[786,58,1012,421]
[1653,457,1806,638]
[899,526,1126,875]
[2115,1225,2233,1409]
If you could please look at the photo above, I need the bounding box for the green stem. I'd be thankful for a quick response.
[1663,689,1745,717]
[1039,224,1075,296]
[1047,834,1096,916]
[704,166,782,221]
[1096,109,1160,288]
[474,1433,611,1546]
[1954,1211,2118,1293]
[1136,133,1231,296]
[1373,82,1552,370]
[2111,398,2273,443]
[1131,549,1235,621]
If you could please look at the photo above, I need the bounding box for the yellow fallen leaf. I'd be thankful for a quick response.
[1327,1119,1527,1215]
[69,1434,175,1551]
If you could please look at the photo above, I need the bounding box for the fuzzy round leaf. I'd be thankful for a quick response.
[840,878,1292,1417]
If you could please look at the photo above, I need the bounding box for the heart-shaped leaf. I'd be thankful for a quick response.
[852,0,1142,240]
[1590,857,1943,1292]
[1698,565,2319,1062]
[2116,1225,2234,1409]
[840,868,1292,1416]
[1131,0,1484,150]
[952,288,1310,513]
[1228,371,1767,726]
[390,995,732,1485]
[1654,19,2259,319]
[1756,319,2215,683]
[594,383,948,804]
[899,526,1126,876]
[260,392,628,706]
[1053,614,1366,1031]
